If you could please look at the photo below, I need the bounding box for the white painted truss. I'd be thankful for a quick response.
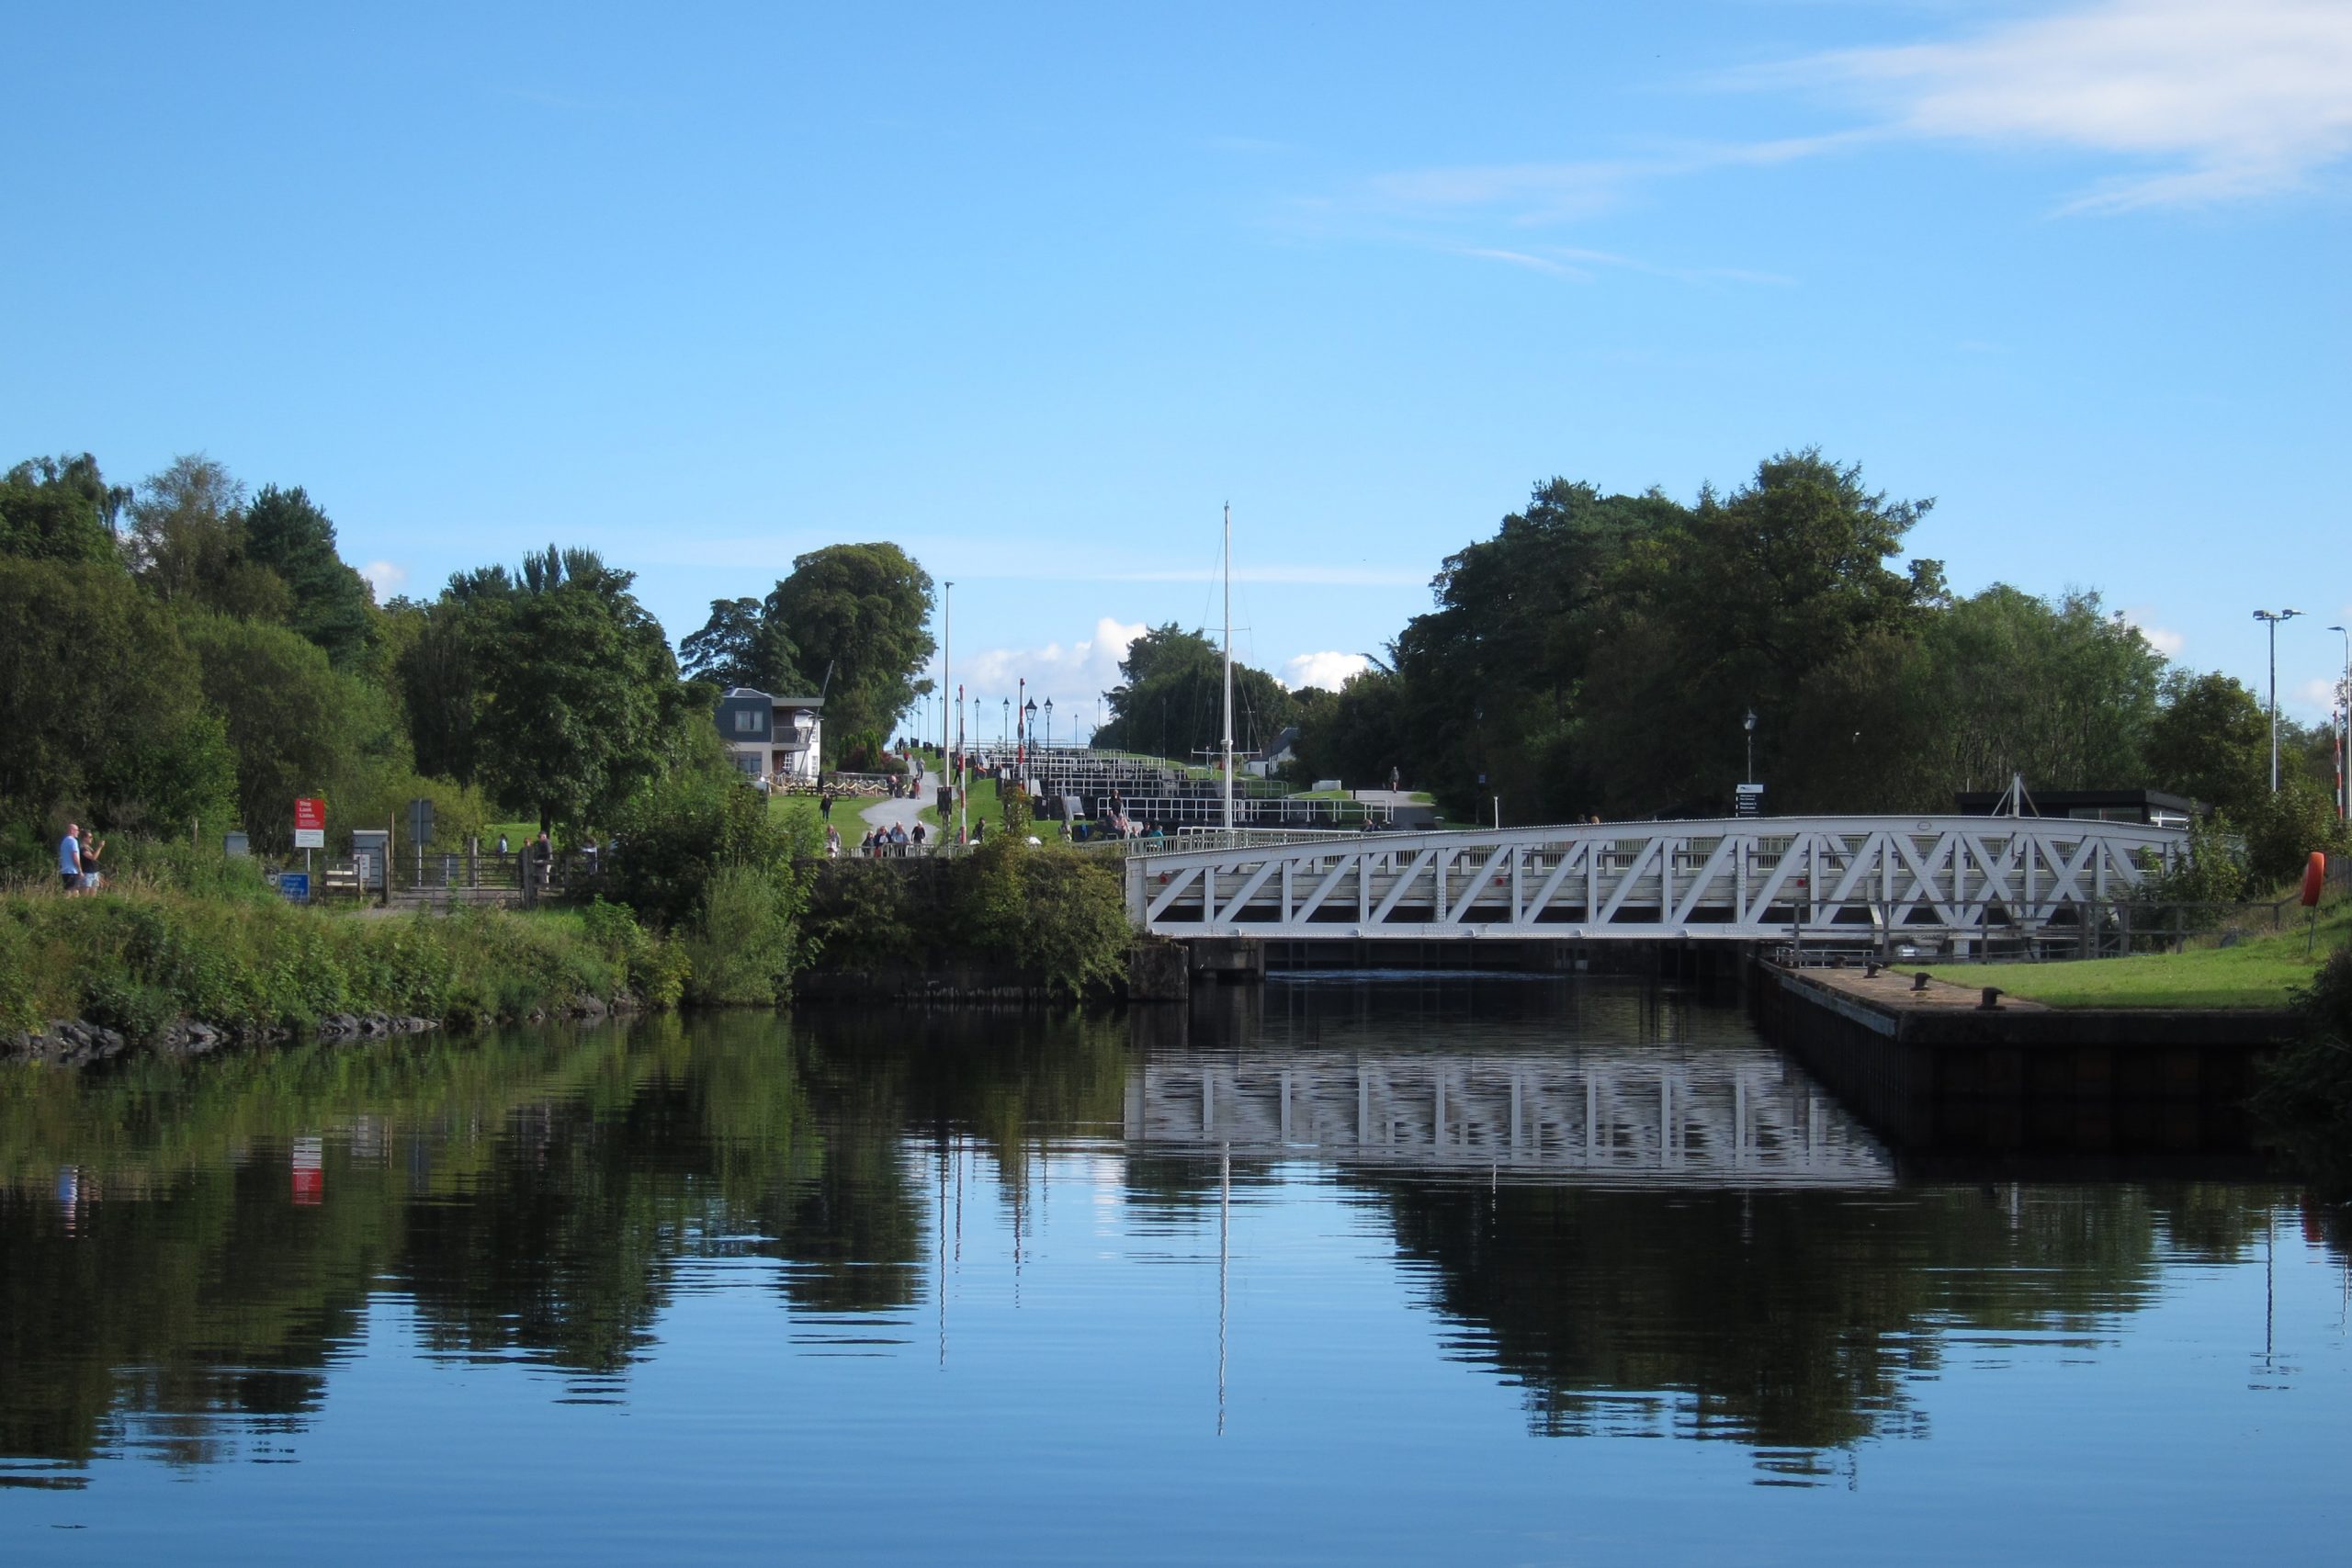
[1124,816,2186,942]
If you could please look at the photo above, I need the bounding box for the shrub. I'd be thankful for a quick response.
[2239,779,2352,890]
[682,863,804,1007]
[608,762,808,930]
[1012,851,1131,1000]
[581,897,690,1008]
[799,860,922,971]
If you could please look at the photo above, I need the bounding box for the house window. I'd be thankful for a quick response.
[733,710,761,733]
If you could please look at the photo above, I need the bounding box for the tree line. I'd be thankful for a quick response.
[0,450,936,859]
[1272,449,2345,880]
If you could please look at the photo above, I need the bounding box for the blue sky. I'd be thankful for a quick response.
[6,1,2347,739]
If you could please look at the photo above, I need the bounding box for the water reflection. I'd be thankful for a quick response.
[0,982,2340,1500]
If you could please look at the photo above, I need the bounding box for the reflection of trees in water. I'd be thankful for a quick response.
[0,998,2320,1484]
[0,1009,1130,1475]
[1368,1177,2278,1461]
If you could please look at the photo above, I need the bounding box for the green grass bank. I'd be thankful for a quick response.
[1921,902,2352,1010]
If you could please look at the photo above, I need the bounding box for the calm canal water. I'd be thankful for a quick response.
[2,977,2344,1565]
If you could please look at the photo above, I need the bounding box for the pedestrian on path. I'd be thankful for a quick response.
[58,823,83,893]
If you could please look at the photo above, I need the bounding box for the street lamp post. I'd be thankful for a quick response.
[1022,696,1037,777]
[1743,708,1757,785]
[1043,697,1053,754]
[2329,624,2351,819]
[2253,609,2302,793]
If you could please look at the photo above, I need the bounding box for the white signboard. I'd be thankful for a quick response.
[294,828,324,849]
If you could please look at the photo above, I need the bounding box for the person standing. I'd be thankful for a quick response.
[820,792,833,823]
[77,832,106,894]
[58,823,83,894]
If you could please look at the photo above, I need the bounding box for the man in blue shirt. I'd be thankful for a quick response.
[59,823,82,892]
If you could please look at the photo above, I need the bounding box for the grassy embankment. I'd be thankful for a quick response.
[1921,900,2352,1010]
[0,847,682,1040]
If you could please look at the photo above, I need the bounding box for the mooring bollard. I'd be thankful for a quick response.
[1912,973,1931,993]
[1864,961,1881,979]
[1979,987,2003,1010]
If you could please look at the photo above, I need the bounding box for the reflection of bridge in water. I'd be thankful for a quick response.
[1125,1044,1894,1188]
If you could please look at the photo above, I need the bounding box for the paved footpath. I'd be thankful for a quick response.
[858,787,929,840]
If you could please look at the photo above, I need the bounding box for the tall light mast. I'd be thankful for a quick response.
[1221,502,1235,833]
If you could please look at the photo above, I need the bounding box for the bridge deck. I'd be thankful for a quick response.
[1125,816,2183,945]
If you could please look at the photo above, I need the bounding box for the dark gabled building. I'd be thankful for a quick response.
[717,688,825,784]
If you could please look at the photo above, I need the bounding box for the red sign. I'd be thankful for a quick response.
[295,798,326,831]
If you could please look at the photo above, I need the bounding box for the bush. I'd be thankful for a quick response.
[1011,851,1131,999]
[799,859,922,971]
[2239,778,2352,889]
[682,863,805,1007]
[608,761,808,930]
[581,897,690,1008]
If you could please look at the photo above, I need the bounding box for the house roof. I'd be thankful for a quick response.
[721,688,824,706]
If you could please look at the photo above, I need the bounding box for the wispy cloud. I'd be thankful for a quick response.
[1758,0,2352,210]
[1366,132,1863,225]
[1338,0,2352,265]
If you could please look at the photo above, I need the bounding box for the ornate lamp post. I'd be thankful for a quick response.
[1043,697,1054,753]
[1744,708,1757,785]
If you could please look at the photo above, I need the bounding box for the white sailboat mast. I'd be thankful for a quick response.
[1222,502,1235,832]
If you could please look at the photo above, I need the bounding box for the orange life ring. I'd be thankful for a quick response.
[2301,852,2326,908]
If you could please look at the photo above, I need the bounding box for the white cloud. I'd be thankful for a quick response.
[359,560,408,601]
[1776,0,2352,209]
[933,617,1147,739]
[1282,651,1374,693]
[2119,606,2185,657]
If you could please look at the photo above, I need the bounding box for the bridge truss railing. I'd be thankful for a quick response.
[1124,816,2188,945]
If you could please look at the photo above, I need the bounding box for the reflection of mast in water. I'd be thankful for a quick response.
[1217,1145,1229,1437]
[936,1132,949,1369]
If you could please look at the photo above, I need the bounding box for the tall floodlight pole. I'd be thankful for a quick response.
[942,581,953,759]
[956,683,967,843]
[1221,502,1235,833]
[2254,609,2302,793]
[2330,625,2350,819]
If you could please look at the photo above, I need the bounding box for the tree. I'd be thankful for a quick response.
[125,454,288,618]
[1091,623,1296,761]
[0,453,128,564]
[181,614,378,852]
[395,564,521,789]
[472,547,706,833]
[2146,670,2268,817]
[681,596,801,691]
[243,484,375,669]
[763,544,934,750]
[0,557,236,836]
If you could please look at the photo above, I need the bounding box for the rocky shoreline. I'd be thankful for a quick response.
[4,995,639,1069]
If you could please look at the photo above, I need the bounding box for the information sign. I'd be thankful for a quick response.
[406,796,435,847]
[277,872,311,903]
[1735,783,1765,818]
[294,796,326,850]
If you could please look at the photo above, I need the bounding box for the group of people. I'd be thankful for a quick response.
[823,819,935,857]
[55,823,107,894]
